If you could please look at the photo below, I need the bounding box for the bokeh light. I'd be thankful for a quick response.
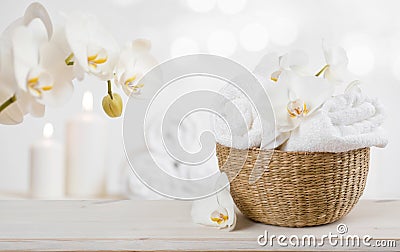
[170,37,199,58]
[239,23,268,51]
[392,55,400,80]
[347,45,375,75]
[217,0,246,14]
[207,30,237,57]
[112,0,142,6]
[186,0,216,12]
[342,33,375,75]
[268,17,298,46]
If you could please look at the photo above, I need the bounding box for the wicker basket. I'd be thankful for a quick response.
[216,143,370,227]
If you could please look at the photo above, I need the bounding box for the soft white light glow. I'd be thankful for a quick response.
[217,0,246,14]
[170,37,199,58]
[43,123,54,139]
[342,33,375,75]
[239,23,268,51]
[82,91,93,112]
[207,30,237,57]
[392,55,400,80]
[347,45,375,75]
[268,17,298,46]
[112,0,142,6]
[186,0,216,12]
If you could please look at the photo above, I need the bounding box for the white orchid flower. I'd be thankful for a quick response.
[0,2,53,123]
[0,75,23,124]
[0,69,46,124]
[114,39,157,96]
[191,172,236,231]
[64,12,119,81]
[268,71,334,133]
[317,41,349,84]
[12,20,74,106]
[0,38,30,124]
[254,50,309,84]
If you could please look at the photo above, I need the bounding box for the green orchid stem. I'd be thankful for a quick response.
[0,94,17,113]
[65,53,74,66]
[107,80,114,100]
[315,64,329,77]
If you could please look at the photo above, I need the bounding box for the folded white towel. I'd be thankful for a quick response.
[213,86,262,149]
[281,87,388,152]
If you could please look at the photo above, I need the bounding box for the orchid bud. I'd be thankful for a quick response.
[102,93,123,118]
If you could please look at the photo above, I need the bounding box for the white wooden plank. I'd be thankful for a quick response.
[0,200,398,251]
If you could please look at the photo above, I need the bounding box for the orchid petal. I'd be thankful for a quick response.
[290,74,334,115]
[12,91,29,115]
[280,50,308,69]
[17,91,45,117]
[0,105,23,124]
[253,52,279,80]
[215,173,236,229]
[0,83,23,125]
[0,111,23,124]
[322,40,349,84]
[0,18,23,73]
[122,81,134,96]
[289,64,313,76]
[261,130,290,149]
[11,19,48,90]
[38,30,75,106]
[324,65,348,84]
[26,18,49,49]
[1,18,23,39]
[132,39,152,53]
[191,196,221,227]
[273,103,301,132]
[29,98,45,117]
[133,54,157,78]
[322,40,333,64]
[23,2,53,39]
[40,31,74,78]
[0,49,17,91]
[64,12,119,80]
[64,12,90,72]
[191,172,236,231]
[40,80,73,106]
[267,71,300,131]
[0,3,55,121]
[73,65,85,81]
[114,41,157,95]
[327,46,348,67]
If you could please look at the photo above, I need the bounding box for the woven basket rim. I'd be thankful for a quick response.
[216,142,370,155]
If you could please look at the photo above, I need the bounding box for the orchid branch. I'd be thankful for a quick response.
[0,94,17,113]
[107,80,113,100]
[65,53,74,66]
[315,64,329,77]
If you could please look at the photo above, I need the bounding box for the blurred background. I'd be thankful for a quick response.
[0,0,398,199]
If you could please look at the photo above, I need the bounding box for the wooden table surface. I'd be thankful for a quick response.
[0,200,398,251]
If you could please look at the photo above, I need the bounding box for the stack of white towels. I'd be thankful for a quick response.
[213,84,388,152]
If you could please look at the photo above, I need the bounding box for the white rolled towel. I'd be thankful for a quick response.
[281,87,388,152]
[213,85,262,149]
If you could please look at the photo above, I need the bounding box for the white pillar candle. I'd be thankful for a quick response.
[66,91,108,198]
[30,123,65,198]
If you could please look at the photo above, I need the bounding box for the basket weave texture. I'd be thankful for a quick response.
[216,143,370,227]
